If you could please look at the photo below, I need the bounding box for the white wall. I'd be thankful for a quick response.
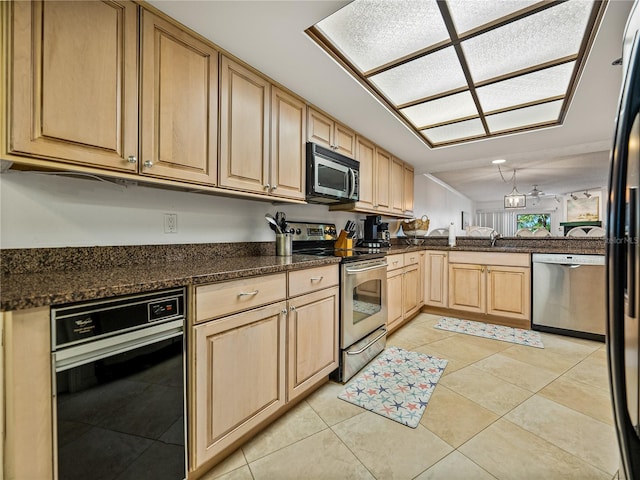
[0,171,362,248]
[412,174,474,236]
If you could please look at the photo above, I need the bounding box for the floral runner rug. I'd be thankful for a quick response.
[435,317,544,348]
[338,346,447,428]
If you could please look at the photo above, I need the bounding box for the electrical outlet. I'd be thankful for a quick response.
[164,213,178,233]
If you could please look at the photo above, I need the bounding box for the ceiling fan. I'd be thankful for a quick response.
[527,185,545,198]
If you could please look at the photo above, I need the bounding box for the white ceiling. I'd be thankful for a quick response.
[148,0,633,204]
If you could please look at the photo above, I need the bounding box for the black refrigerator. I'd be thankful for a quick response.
[608,1,640,478]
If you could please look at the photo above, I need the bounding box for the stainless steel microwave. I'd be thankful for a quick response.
[306,142,359,204]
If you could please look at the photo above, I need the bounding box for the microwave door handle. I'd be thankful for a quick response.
[349,168,356,199]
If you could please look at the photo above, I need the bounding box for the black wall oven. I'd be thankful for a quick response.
[51,288,186,480]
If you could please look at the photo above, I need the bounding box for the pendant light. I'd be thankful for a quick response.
[504,169,526,209]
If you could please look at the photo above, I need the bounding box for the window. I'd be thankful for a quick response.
[308,0,605,148]
[517,213,551,231]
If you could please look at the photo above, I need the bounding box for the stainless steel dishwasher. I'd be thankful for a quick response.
[532,253,606,341]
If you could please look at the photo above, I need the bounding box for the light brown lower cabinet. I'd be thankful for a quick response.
[191,267,339,474]
[287,286,339,402]
[2,307,53,480]
[448,251,531,322]
[424,250,448,308]
[386,252,422,334]
[192,301,287,470]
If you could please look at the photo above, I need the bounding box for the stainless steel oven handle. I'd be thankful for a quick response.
[345,263,388,274]
[346,328,387,355]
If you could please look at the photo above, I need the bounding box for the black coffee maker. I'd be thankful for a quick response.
[360,215,391,248]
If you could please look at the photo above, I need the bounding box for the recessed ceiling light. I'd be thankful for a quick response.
[308,0,605,148]
[492,159,506,164]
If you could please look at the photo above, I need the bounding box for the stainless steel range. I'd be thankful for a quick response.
[290,222,388,382]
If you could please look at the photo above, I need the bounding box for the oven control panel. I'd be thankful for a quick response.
[289,222,337,241]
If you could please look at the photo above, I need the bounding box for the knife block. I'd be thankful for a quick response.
[334,230,353,250]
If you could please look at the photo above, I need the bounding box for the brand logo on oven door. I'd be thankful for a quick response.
[73,317,95,335]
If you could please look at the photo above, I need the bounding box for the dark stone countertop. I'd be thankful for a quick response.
[0,237,605,312]
[0,243,340,311]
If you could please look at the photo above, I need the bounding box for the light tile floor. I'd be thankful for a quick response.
[201,313,619,480]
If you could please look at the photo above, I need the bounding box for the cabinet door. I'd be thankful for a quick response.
[404,164,415,215]
[287,287,339,401]
[270,87,306,200]
[387,270,404,332]
[307,108,333,149]
[334,122,356,159]
[391,157,405,215]
[192,302,286,468]
[486,266,531,320]
[448,263,485,313]
[418,251,426,307]
[425,251,448,308]
[355,136,376,209]
[10,1,138,171]
[375,148,392,211]
[140,11,218,184]
[219,57,270,193]
[403,264,420,319]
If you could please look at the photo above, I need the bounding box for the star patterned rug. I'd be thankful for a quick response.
[338,346,447,428]
[434,317,544,348]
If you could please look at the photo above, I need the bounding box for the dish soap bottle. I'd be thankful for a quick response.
[448,222,456,247]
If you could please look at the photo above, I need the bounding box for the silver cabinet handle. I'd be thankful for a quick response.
[271,185,278,191]
[144,160,153,168]
[289,305,296,312]
[281,308,288,315]
[238,290,259,297]
[310,276,324,282]
[127,155,137,164]
[264,184,271,190]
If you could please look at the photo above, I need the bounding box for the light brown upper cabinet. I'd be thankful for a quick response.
[8,2,219,186]
[220,58,306,200]
[219,57,270,194]
[307,108,356,159]
[270,87,306,200]
[404,164,415,216]
[375,148,392,212]
[390,157,405,216]
[140,10,218,184]
[9,1,139,172]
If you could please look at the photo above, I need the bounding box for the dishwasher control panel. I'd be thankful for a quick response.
[532,253,605,265]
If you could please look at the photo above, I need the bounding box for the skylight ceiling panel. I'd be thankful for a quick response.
[316,0,449,73]
[477,62,575,112]
[370,47,467,105]
[421,118,485,144]
[461,1,593,82]
[486,100,563,133]
[446,0,540,35]
[401,91,478,128]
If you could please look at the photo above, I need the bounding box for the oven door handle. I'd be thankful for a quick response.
[53,319,183,372]
[346,328,387,355]
[345,263,388,274]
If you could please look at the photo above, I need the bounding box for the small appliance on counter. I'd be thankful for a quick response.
[358,215,391,248]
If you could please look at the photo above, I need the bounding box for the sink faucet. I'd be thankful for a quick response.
[490,231,501,247]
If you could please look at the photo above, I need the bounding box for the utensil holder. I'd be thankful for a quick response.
[276,233,292,256]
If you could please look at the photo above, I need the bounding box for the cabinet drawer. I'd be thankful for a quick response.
[387,254,405,271]
[403,252,420,266]
[288,265,339,297]
[195,273,286,323]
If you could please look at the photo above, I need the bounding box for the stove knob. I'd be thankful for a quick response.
[295,228,301,235]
